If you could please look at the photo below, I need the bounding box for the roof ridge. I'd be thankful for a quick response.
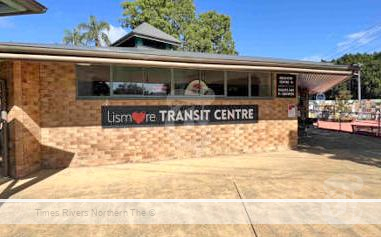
[132,22,181,44]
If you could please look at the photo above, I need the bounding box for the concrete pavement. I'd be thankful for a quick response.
[0,128,380,236]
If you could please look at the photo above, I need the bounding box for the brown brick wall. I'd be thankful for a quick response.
[5,61,298,177]
[19,62,41,176]
[38,62,297,168]
[2,61,42,177]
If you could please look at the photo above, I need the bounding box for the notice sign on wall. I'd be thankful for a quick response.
[102,105,258,128]
[288,104,297,118]
[276,74,296,98]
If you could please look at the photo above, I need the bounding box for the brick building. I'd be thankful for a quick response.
[0,24,353,178]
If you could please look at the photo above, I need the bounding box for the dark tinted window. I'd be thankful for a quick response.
[143,68,171,96]
[227,72,249,97]
[77,65,110,96]
[174,69,200,96]
[112,66,144,95]
[77,66,273,98]
[251,72,272,97]
[203,71,225,96]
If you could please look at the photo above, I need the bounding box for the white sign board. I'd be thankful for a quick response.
[288,104,297,118]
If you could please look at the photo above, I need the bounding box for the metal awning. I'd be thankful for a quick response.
[0,0,46,16]
[298,73,352,94]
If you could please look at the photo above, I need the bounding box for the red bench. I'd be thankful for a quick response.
[352,122,380,137]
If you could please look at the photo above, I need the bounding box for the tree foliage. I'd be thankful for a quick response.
[79,16,111,47]
[121,0,195,40]
[121,0,237,54]
[63,27,85,46]
[335,84,352,114]
[183,11,237,55]
[325,52,381,99]
[63,16,111,47]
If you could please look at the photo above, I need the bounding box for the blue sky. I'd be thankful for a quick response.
[1,0,381,61]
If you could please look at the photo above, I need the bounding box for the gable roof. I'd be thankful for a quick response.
[112,22,181,47]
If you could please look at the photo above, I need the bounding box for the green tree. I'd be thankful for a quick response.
[63,27,85,46]
[335,84,352,114]
[79,15,111,47]
[63,16,111,47]
[121,0,237,54]
[183,11,237,55]
[327,53,381,99]
[121,0,195,40]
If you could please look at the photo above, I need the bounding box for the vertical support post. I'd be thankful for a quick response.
[0,80,8,177]
[377,111,381,137]
[110,65,114,97]
[224,71,227,97]
[170,68,175,96]
[357,67,362,114]
[248,72,252,97]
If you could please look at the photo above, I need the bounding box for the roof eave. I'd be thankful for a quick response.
[111,33,181,47]
[111,32,134,47]
[0,43,351,73]
[132,33,181,46]
[0,0,47,16]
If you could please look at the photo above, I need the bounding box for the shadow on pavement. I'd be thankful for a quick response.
[0,145,74,199]
[297,128,381,168]
[0,169,62,199]
[0,177,10,186]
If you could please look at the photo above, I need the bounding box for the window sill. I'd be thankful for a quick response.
[76,95,275,100]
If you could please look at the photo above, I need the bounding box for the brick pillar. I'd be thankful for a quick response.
[7,61,42,178]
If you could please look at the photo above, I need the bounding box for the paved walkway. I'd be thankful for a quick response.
[300,128,381,168]
[0,128,380,236]
[316,120,381,135]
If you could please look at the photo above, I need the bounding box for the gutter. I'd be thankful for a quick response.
[0,43,352,73]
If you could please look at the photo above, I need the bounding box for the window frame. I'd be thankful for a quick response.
[200,70,226,97]
[250,71,273,97]
[110,65,145,97]
[226,71,250,97]
[76,64,112,98]
[76,64,275,100]
[142,67,172,96]
[173,69,202,96]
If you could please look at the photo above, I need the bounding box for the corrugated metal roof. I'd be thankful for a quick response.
[112,23,181,47]
[298,73,350,94]
[0,42,352,73]
[0,0,46,16]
